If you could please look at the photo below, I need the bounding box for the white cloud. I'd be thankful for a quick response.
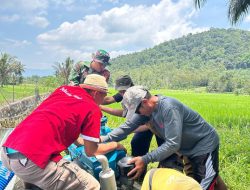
[28,16,50,28]
[244,15,250,23]
[37,0,208,61]
[50,0,76,6]
[49,0,77,11]
[0,0,48,11]
[0,39,31,48]
[110,49,134,58]
[0,0,49,28]
[0,14,20,22]
[104,0,120,3]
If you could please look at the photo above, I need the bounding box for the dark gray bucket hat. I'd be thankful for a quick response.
[115,75,134,91]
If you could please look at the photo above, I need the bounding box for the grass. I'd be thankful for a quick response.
[0,84,54,106]
[1,86,249,189]
[104,89,250,190]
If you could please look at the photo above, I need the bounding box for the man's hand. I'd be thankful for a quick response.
[127,156,145,179]
[116,143,127,153]
[69,81,75,86]
[74,137,85,146]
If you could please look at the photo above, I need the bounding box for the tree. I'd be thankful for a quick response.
[0,53,24,87]
[53,57,74,85]
[194,0,250,24]
[0,53,11,86]
[9,61,25,84]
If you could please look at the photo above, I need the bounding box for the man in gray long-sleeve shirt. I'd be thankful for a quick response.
[102,86,227,190]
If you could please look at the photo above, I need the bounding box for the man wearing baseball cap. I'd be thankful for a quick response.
[101,76,182,182]
[1,74,125,190]
[69,49,111,85]
[102,86,227,190]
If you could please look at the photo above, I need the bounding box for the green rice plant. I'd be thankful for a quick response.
[0,84,54,105]
[218,127,250,190]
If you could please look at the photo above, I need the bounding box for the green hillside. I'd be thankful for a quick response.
[109,28,250,94]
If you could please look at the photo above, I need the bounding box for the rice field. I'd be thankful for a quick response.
[0,86,249,189]
[0,84,54,106]
[104,89,250,190]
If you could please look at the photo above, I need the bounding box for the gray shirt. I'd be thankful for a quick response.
[102,95,219,164]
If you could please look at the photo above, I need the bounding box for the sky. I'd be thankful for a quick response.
[0,0,249,76]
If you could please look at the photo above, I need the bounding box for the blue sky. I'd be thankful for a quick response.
[0,0,249,76]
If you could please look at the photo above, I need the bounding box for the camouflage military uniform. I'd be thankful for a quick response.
[69,49,111,86]
[69,61,110,86]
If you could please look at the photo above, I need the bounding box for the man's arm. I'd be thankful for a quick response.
[100,105,123,117]
[102,96,116,105]
[101,114,149,142]
[133,124,149,133]
[74,136,85,146]
[102,93,123,105]
[84,140,126,157]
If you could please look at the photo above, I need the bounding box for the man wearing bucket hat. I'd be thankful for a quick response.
[101,75,134,115]
[102,86,227,190]
[1,74,125,190]
[69,49,111,85]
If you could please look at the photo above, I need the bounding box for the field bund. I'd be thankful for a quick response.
[0,94,49,128]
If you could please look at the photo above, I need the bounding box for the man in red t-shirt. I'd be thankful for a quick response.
[1,74,125,190]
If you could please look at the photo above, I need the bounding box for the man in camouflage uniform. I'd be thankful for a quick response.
[69,49,111,85]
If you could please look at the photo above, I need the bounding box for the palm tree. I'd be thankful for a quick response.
[0,53,19,87]
[194,0,250,24]
[228,0,250,24]
[53,57,74,85]
[0,53,10,86]
[10,61,25,84]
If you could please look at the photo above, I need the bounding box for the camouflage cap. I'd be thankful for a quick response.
[115,75,134,91]
[92,49,111,66]
[122,86,148,120]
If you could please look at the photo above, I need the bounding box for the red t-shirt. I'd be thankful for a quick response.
[3,85,102,169]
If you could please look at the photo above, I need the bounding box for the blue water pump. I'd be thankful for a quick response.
[64,116,126,180]
[0,160,14,190]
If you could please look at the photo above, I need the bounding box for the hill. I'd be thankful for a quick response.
[109,28,250,94]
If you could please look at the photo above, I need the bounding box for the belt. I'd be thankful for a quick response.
[5,147,26,159]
